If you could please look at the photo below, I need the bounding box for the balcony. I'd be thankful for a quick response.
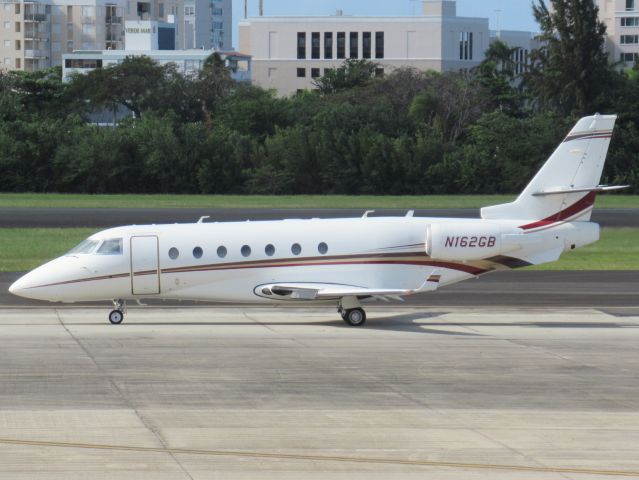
[23,13,47,22]
[105,15,122,24]
[24,49,44,58]
[24,30,49,40]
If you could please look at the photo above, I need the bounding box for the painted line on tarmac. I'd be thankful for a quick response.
[0,437,637,477]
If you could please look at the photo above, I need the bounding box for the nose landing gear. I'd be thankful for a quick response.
[109,299,126,324]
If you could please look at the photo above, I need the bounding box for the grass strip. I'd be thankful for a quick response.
[0,193,638,209]
[0,227,637,273]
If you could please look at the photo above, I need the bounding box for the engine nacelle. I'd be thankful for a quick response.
[426,223,502,261]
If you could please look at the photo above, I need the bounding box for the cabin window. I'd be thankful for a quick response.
[97,238,123,255]
[193,246,203,259]
[217,246,227,258]
[291,243,302,255]
[241,245,251,257]
[66,239,99,255]
[318,242,328,255]
[265,244,275,256]
[168,247,179,259]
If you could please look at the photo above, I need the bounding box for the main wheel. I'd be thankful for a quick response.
[344,308,366,327]
[109,309,124,325]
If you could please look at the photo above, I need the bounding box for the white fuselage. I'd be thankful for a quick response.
[9,216,599,305]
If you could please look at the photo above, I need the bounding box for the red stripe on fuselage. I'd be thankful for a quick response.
[23,254,491,290]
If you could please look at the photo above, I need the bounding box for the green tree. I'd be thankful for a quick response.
[194,52,234,127]
[312,59,379,94]
[69,55,169,119]
[526,0,613,115]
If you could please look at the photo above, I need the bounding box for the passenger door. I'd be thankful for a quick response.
[130,236,160,295]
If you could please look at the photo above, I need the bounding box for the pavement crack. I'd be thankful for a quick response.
[54,309,194,480]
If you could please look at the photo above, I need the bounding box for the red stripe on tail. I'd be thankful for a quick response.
[519,191,596,231]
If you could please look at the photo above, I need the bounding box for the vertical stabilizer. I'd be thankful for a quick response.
[481,114,617,224]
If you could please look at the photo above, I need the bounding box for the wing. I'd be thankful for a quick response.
[255,272,442,301]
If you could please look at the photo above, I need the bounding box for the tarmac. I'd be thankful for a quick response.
[0,306,639,479]
[1,207,637,228]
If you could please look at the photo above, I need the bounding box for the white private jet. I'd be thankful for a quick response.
[10,114,626,326]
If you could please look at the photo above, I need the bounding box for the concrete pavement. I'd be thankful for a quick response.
[0,306,638,479]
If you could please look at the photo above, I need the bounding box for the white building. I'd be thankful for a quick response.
[239,0,536,96]
[62,47,250,81]
[597,0,639,65]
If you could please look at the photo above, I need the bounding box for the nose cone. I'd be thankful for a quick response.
[9,270,46,300]
[9,276,25,296]
[7,256,86,302]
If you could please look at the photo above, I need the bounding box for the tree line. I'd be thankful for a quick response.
[0,0,637,195]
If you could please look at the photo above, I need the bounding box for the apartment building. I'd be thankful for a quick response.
[597,0,639,65]
[210,0,229,49]
[0,0,184,71]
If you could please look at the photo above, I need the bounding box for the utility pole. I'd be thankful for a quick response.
[259,0,263,16]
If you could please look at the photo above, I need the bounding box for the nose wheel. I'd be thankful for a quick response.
[109,310,124,324]
[109,299,126,324]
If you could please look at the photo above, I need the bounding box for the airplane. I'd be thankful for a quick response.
[9,114,626,326]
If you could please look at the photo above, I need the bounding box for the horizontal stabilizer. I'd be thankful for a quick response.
[532,185,629,196]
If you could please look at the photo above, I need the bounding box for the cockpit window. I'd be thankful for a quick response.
[66,239,99,255]
[97,238,123,255]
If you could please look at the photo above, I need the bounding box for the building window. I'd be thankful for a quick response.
[621,34,639,44]
[627,0,635,11]
[14,22,20,33]
[459,32,473,60]
[622,17,639,26]
[311,32,320,59]
[15,40,20,50]
[337,32,345,59]
[349,32,358,58]
[297,67,306,78]
[15,58,20,68]
[3,40,10,48]
[375,31,384,59]
[3,21,9,29]
[324,32,333,59]
[297,32,306,59]
[311,67,320,78]
[362,31,371,58]
[621,52,639,62]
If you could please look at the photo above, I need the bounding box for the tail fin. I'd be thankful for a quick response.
[481,114,618,225]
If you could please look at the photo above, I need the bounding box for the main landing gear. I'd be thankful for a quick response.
[109,299,126,325]
[338,297,366,327]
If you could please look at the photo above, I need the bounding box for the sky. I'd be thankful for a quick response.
[230,0,539,48]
